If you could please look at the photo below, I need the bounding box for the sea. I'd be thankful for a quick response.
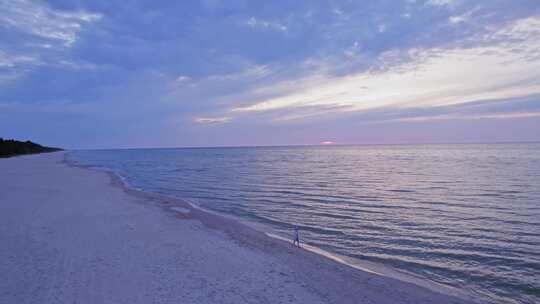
[68,143,540,304]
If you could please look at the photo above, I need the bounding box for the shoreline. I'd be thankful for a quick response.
[63,153,452,292]
[2,151,480,303]
[64,152,481,303]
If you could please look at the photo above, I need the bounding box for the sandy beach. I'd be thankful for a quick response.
[0,152,478,304]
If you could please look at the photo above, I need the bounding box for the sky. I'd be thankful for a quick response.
[1,0,539,149]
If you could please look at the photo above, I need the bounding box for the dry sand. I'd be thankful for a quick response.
[0,152,479,304]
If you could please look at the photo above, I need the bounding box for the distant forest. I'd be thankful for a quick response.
[0,138,62,158]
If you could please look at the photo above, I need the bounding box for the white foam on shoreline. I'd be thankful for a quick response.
[265,232,381,274]
[170,206,190,214]
[177,192,470,301]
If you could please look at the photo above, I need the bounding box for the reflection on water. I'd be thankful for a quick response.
[70,143,540,304]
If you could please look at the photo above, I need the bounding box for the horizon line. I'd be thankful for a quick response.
[68,140,540,151]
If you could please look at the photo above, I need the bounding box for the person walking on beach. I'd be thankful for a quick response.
[293,227,300,247]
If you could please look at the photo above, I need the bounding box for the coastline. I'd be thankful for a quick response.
[1,151,480,303]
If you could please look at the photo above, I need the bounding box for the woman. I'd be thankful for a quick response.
[293,227,300,247]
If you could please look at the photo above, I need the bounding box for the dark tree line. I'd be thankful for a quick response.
[0,138,62,158]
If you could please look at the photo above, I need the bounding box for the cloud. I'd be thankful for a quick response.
[230,16,540,121]
[56,60,98,70]
[0,50,40,68]
[448,8,479,25]
[0,0,102,47]
[175,75,191,82]
[426,0,459,8]
[0,50,41,83]
[194,117,231,124]
[206,64,272,82]
[382,111,540,123]
[244,17,288,32]
[0,0,102,83]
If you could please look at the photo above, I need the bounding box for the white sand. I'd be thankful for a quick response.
[0,152,479,304]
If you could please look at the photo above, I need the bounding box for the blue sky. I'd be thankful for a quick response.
[1,0,539,148]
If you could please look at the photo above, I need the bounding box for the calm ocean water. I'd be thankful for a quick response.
[69,144,540,304]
